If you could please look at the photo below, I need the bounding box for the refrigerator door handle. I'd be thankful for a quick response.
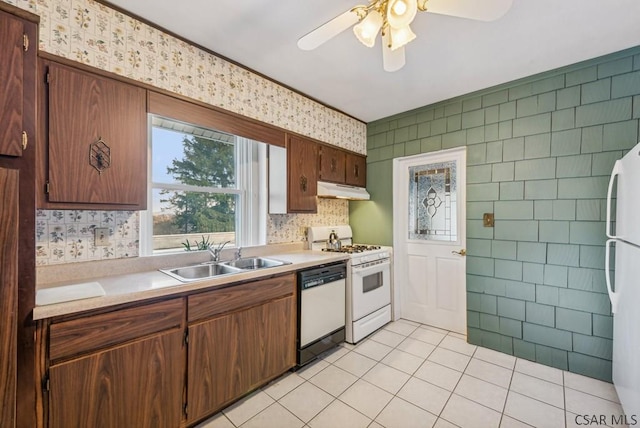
[605,239,619,314]
[606,160,622,239]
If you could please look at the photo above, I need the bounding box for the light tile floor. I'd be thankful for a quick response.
[197,319,628,428]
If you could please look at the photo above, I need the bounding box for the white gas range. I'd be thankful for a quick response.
[307,225,392,344]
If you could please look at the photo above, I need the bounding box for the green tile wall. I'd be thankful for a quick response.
[351,46,640,382]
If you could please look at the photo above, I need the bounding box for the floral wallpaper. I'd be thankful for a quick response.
[268,199,350,244]
[35,209,139,265]
[3,0,365,265]
[3,0,366,153]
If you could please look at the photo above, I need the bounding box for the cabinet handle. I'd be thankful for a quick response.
[354,164,359,178]
[330,158,337,172]
[300,175,308,192]
[96,153,106,170]
[89,138,111,174]
[23,34,29,52]
[21,131,28,150]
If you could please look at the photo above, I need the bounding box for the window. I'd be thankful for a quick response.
[142,116,267,255]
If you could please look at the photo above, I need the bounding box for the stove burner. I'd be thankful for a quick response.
[322,244,382,254]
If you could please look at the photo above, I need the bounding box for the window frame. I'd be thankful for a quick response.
[142,116,267,255]
[141,91,284,256]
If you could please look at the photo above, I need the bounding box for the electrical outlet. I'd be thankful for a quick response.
[94,227,110,246]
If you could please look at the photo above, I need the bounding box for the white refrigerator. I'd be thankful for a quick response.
[606,141,640,417]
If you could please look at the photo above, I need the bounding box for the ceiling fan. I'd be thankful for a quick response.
[297,0,513,72]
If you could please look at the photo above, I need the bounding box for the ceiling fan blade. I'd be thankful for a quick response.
[297,9,360,50]
[382,33,405,72]
[425,0,513,21]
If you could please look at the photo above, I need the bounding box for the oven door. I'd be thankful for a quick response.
[351,259,391,321]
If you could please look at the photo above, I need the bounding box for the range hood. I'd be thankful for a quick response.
[317,181,370,200]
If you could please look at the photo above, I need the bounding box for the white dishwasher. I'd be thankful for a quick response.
[297,262,346,367]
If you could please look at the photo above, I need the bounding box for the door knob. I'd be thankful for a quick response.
[451,249,466,256]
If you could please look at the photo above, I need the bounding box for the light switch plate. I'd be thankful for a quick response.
[483,213,495,227]
[94,227,109,246]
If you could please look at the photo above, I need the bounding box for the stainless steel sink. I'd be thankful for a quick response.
[160,263,244,282]
[160,257,291,282]
[221,257,290,270]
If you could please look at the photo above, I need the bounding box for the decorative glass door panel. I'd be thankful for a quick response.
[408,161,457,241]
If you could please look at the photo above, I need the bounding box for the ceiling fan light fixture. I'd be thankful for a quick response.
[389,24,416,50]
[382,30,405,72]
[353,10,384,47]
[392,0,407,15]
[298,0,513,71]
[387,0,418,29]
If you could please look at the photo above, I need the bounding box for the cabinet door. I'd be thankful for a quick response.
[48,329,184,428]
[0,11,24,157]
[0,167,18,428]
[319,145,346,183]
[287,135,318,213]
[345,153,367,187]
[187,295,295,422]
[46,62,147,208]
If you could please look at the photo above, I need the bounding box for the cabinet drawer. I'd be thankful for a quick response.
[49,298,183,361]
[188,274,295,323]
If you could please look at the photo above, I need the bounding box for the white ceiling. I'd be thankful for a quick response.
[106,0,640,123]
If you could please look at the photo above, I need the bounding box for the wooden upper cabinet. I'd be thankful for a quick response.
[0,10,27,157]
[287,134,318,213]
[42,61,147,209]
[345,153,367,187]
[318,145,346,183]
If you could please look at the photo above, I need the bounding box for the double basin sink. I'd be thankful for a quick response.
[160,257,291,283]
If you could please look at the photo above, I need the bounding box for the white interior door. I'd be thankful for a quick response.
[393,148,467,334]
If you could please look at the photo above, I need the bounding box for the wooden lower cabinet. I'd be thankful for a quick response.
[48,330,184,428]
[41,274,297,427]
[43,298,185,428]
[186,275,296,424]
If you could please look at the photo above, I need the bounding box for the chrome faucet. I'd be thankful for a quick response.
[208,240,230,262]
[234,247,242,260]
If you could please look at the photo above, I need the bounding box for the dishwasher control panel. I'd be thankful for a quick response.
[299,263,346,290]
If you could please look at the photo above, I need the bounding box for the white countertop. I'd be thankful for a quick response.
[34,248,349,320]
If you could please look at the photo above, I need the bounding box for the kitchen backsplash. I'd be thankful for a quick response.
[267,199,349,244]
[36,209,139,265]
[3,0,363,266]
[36,199,349,265]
